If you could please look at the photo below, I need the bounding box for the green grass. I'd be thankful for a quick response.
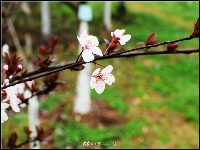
[91,85,129,114]
[53,116,147,148]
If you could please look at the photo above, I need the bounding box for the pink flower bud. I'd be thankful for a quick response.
[2,64,8,73]
[16,64,22,72]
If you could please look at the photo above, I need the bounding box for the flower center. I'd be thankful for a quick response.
[96,72,103,81]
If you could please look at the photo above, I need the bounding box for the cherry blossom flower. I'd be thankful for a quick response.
[90,65,115,94]
[1,102,10,123]
[111,29,131,45]
[14,83,25,94]
[2,80,21,112]
[77,30,103,62]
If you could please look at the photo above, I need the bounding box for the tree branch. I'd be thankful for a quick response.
[2,48,199,89]
[6,36,196,85]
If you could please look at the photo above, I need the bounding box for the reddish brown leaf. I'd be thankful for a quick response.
[70,65,85,71]
[167,42,178,51]
[145,33,159,46]
[104,38,118,55]
[190,18,199,38]
[4,52,10,64]
[7,132,18,148]
[24,126,32,139]
[50,35,59,48]
[8,64,16,74]
[21,69,27,78]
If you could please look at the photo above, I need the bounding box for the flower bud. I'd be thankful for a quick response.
[2,64,8,73]
[39,45,47,54]
[167,42,178,51]
[16,64,22,73]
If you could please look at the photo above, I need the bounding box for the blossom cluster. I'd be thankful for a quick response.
[1,45,33,123]
[1,29,131,123]
[1,78,33,123]
[77,29,131,94]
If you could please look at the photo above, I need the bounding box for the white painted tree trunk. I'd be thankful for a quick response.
[41,1,51,38]
[25,33,40,149]
[104,1,112,31]
[73,21,92,114]
[28,96,40,149]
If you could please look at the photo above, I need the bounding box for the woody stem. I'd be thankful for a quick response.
[104,40,114,56]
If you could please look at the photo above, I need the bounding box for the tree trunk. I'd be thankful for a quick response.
[104,1,112,31]
[41,1,51,38]
[25,33,41,149]
[73,21,92,114]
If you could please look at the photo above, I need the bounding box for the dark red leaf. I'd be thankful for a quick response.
[167,42,178,51]
[21,69,27,78]
[24,126,32,139]
[50,35,59,48]
[39,45,47,54]
[7,132,18,148]
[145,33,159,46]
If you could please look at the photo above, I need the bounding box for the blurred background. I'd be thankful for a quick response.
[1,1,199,149]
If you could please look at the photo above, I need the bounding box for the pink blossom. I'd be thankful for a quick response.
[90,65,115,94]
[77,31,103,62]
[111,29,131,45]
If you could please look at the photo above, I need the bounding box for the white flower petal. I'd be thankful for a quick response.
[1,110,8,123]
[114,29,125,38]
[95,80,105,94]
[14,83,25,94]
[1,102,10,109]
[91,47,103,56]
[82,50,94,62]
[24,90,32,99]
[77,36,86,47]
[87,35,99,47]
[119,35,131,45]
[101,65,113,74]
[92,68,100,76]
[11,103,20,112]
[77,31,88,47]
[79,30,88,39]
[10,95,20,112]
[90,77,97,89]
[103,74,115,85]
[26,80,34,88]
[111,32,114,37]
